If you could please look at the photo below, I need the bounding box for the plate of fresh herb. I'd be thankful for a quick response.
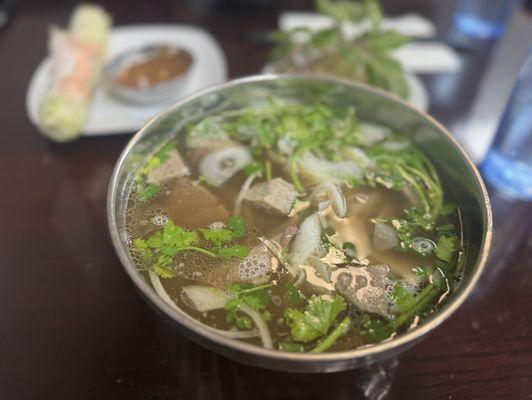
[265,0,429,110]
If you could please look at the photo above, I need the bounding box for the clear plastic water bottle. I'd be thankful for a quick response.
[481,49,532,201]
[452,0,521,40]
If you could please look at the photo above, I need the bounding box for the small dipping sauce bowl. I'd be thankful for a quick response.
[104,44,194,104]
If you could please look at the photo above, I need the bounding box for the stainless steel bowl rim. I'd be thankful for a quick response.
[107,74,492,364]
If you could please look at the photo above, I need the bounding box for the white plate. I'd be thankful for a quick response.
[26,24,228,136]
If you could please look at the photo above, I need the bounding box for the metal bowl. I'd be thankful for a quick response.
[103,44,193,105]
[107,75,492,373]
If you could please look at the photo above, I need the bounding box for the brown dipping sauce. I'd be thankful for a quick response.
[115,47,192,88]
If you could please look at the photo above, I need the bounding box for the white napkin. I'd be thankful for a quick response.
[279,12,461,73]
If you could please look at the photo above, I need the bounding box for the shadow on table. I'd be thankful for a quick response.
[157,332,399,400]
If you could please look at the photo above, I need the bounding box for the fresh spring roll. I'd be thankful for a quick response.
[39,4,111,142]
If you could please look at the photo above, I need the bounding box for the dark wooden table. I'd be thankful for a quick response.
[1,1,531,399]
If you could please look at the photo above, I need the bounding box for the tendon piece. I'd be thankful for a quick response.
[244,178,297,216]
[147,149,190,185]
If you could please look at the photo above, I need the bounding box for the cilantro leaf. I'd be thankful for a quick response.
[139,184,160,201]
[200,228,233,244]
[225,283,272,331]
[227,215,246,238]
[200,216,246,246]
[390,284,416,313]
[225,299,254,330]
[229,283,271,310]
[284,282,306,306]
[440,203,456,216]
[412,265,433,279]
[434,235,458,263]
[361,314,393,342]
[155,141,177,162]
[243,161,265,177]
[284,295,346,343]
[216,245,249,259]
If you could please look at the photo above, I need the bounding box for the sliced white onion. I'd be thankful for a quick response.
[149,273,260,340]
[298,152,363,186]
[342,147,375,169]
[238,303,273,349]
[324,183,346,218]
[359,122,392,146]
[181,285,230,312]
[289,213,323,267]
[234,172,259,215]
[199,146,252,187]
[381,140,410,151]
[149,270,179,311]
[373,222,399,251]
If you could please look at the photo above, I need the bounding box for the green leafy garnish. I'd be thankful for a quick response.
[310,316,351,353]
[361,314,393,342]
[225,283,272,330]
[390,284,416,313]
[269,0,411,98]
[412,265,433,279]
[440,203,456,216]
[284,282,306,306]
[200,228,233,244]
[227,215,246,238]
[225,299,254,330]
[435,235,459,263]
[199,216,249,259]
[216,245,249,259]
[132,216,250,278]
[284,295,346,343]
[243,161,265,177]
[139,184,160,202]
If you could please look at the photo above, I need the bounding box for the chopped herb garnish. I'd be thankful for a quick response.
[390,284,416,313]
[269,0,411,98]
[435,235,459,263]
[225,283,272,330]
[132,216,250,278]
[139,184,160,202]
[284,295,346,343]
[284,282,306,306]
